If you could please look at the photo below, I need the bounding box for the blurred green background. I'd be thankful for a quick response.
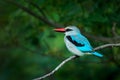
[0,0,120,80]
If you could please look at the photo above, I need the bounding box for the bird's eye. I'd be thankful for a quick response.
[66,29,72,32]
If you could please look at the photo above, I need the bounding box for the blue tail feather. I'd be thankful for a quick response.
[92,52,103,57]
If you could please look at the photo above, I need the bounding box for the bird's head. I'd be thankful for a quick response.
[54,26,80,35]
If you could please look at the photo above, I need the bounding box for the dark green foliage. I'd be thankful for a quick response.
[0,0,120,80]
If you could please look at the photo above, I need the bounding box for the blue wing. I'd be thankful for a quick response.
[69,34,93,51]
[66,34,103,57]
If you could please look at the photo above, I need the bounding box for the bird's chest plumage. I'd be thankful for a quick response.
[64,36,84,56]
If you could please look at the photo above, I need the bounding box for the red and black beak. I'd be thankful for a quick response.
[54,28,65,33]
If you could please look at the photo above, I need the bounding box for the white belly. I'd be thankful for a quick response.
[64,37,84,56]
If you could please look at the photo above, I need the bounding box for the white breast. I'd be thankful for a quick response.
[64,36,84,56]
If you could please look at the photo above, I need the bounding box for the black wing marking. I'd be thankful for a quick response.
[66,36,85,47]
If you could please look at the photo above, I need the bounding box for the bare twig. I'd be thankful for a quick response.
[93,43,120,51]
[33,43,120,80]
[33,55,78,80]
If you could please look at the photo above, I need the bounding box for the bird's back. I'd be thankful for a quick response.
[64,34,93,56]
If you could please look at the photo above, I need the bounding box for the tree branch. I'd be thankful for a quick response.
[93,43,120,51]
[84,33,113,43]
[5,0,120,43]
[33,43,120,80]
[24,0,48,18]
[33,55,78,80]
[84,32,120,43]
[5,0,63,28]
[112,22,118,37]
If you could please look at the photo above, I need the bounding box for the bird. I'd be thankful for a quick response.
[54,26,103,57]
